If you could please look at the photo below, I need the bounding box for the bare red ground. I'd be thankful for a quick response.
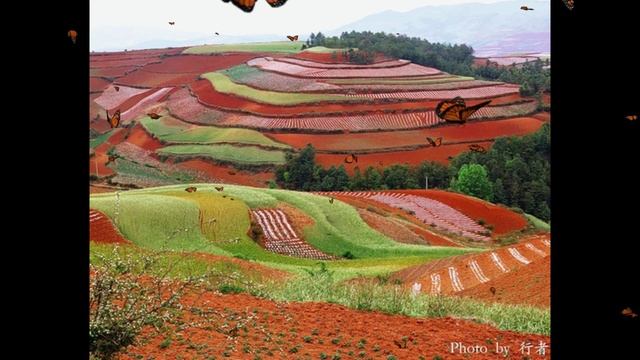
[118,291,550,360]
[126,124,164,151]
[90,128,132,178]
[459,256,550,308]
[91,47,186,58]
[533,112,550,122]
[388,189,528,235]
[90,66,137,78]
[89,209,129,244]
[174,159,274,188]
[191,79,513,117]
[90,77,111,93]
[358,209,427,245]
[270,117,545,152]
[316,141,494,171]
[141,54,259,74]
[116,70,199,88]
[90,58,162,69]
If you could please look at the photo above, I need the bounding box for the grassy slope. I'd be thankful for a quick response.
[157,144,287,165]
[140,116,290,149]
[201,72,349,105]
[183,41,304,54]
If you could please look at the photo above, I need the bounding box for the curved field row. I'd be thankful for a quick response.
[121,87,174,122]
[183,41,304,54]
[290,49,392,64]
[268,117,546,151]
[251,209,335,260]
[166,88,228,125]
[172,159,273,187]
[157,144,287,165]
[333,80,503,92]
[94,85,150,110]
[275,57,410,69]
[91,47,185,58]
[217,102,538,132]
[346,84,519,100]
[324,75,466,85]
[192,78,534,117]
[90,57,162,69]
[115,70,199,88]
[90,65,135,78]
[248,57,442,78]
[89,209,129,244]
[90,77,111,93]
[139,116,291,149]
[140,53,259,74]
[222,65,342,93]
[315,141,495,171]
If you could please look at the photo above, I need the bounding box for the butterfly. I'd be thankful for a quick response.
[114,86,120,92]
[215,186,224,192]
[215,32,220,35]
[490,287,496,295]
[469,144,487,154]
[622,307,638,318]
[222,0,288,13]
[626,115,637,121]
[562,0,574,10]
[168,22,175,25]
[68,30,77,44]
[147,113,161,119]
[228,171,236,175]
[435,97,492,124]
[426,137,443,147]
[105,109,121,128]
[329,197,334,204]
[520,6,534,11]
[108,155,118,163]
[344,154,358,164]
[185,187,197,193]
[287,35,299,42]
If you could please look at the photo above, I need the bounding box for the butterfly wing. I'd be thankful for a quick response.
[266,0,288,7]
[344,155,353,164]
[352,154,358,163]
[436,97,467,122]
[458,100,491,122]
[112,110,121,128]
[435,137,442,146]
[426,137,436,147]
[224,0,257,12]
[562,0,574,10]
[293,35,299,41]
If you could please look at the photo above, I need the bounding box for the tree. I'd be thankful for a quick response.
[364,166,382,189]
[349,167,366,190]
[453,164,494,201]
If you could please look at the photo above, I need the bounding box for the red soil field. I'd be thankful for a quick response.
[166,88,228,125]
[276,57,410,69]
[316,141,494,171]
[141,53,259,74]
[90,58,162,69]
[125,124,164,151]
[90,150,115,178]
[290,50,392,64]
[91,47,186,57]
[358,209,428,245]
[533,111,550,122]
[460,256,550,308]
[119,291,550,360]
[96,86,154,112]
[89,209,129,244]
[347,84,519,100]
[192,79,530,117]
[269,117,545,152]
[115,70,199,88]
[173,159,274,188]
[386,189,528,235]
[90,66,136,78]
[90,77,111,93]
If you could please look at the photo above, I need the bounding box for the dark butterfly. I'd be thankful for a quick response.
[520,6,534,11]
[426,137,443,147]
[168,22,175,25]
[230,198,235,200]
[287,35,299,42]
[329,197,334,204]
[114,86,120,92]
[185,187,197,193]
[108,155,118,163]
[626,115,637,121]
[469,144,487,154]
[215,32,220,35]
[435,97,491,124]
[396,33,401,36]
[447,156,454,160]
[68,30,77,44]
[622,307,638,318]
[222,0,288,13]
[147,113,161,119]
[228,171,236,175]
[490,287,496,295]
[344,153,358,164]
[105,109,121,128]
[215,186,224,192]
[562,0,574,10]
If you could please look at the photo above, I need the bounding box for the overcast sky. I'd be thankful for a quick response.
[90,0,548,51]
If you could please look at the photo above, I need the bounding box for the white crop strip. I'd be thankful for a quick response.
[525,243,547,257]
[508,248,531,265]
[542,239,551,247]
[469,260,490,283]
[448,267,464,292]
[490,252,510,273]
[430,273,441,295]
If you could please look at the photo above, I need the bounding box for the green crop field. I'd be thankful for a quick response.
[201,72,351,105]
[157,144,287,165]
[183,41,305,54]
[90,129,116,148]
[140,117,290,149]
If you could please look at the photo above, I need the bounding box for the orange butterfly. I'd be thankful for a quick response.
[469,144,487,154]
[626,115,637,121]
[147,113,161,119]
[426,137,443,147]
[329,197,334,204]
[622,307,638,318]
[215,186,224,192]
[185,187,198,193]
[562,0,574,10]
[105,110,121,128]
[168,22,175,25]
[435,97,491,124]
[222,0,288,13]
[68,30,77,44]
[520,6,534,11]
[114,86,120,92]
[344,154,358,164]
[287,35,299,42]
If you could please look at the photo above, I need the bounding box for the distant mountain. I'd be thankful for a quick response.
[330,0,550,56]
